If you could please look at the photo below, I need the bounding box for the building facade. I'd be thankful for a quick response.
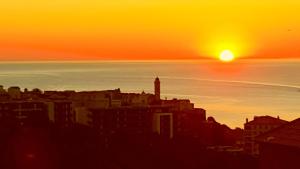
[244,116,287,156]
[0,101,48,127]
[89,106,173,138]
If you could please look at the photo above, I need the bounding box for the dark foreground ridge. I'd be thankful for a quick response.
[0,78,298,169]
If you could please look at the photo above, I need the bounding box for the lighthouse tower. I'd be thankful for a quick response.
[154,77,160,101]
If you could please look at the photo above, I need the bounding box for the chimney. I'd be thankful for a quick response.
[277,116,280,119]
[246,118,249,123]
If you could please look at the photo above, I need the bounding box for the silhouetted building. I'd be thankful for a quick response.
[83,106,173,147]
[90,106,172,136]
[22,88,44,99]
[256,118,300,169]
[0,101,49,127]
[0,96,73,128]
[173,108,206,138]
[8,86,21,99]
[47,100,73,127]
[244,116,287,156]
[161,99,206,138]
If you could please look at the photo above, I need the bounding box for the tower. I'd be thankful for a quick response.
[154,77,160,101]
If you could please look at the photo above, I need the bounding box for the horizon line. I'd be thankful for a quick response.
[0,58,300,63]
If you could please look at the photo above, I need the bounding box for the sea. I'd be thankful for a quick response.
[0,59,299,128]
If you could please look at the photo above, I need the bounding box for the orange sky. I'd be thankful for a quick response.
[1,0,300,60]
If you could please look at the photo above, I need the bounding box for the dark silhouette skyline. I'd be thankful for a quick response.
[0,77,298,169]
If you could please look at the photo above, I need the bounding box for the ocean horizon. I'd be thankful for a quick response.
[0,59,299,128]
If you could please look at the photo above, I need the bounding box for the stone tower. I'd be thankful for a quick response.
[154,77,160,101]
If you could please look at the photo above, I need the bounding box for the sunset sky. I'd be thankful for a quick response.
[1,0,300,60]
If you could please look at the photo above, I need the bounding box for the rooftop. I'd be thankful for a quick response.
[256,118,300,149]
[245,115,288,125]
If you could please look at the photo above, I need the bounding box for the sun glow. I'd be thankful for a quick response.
[219,50,235,62]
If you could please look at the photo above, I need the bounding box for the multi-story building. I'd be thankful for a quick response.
[244,116,287,156]
[0,88,73,127]
[173,108,206,138]
[47,100,74,127]
[78,106,174,147]
[0,101,49,127]
[162,98,206,138]
[87,106,173,138]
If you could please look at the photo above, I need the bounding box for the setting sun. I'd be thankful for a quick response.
[219,50,235,62]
